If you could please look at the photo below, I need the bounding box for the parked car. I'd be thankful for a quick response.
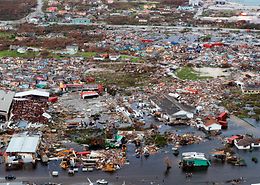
[5,175,16,180]
[52,171,59,177]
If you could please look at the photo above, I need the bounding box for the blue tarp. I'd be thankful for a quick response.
[171,41,179,45]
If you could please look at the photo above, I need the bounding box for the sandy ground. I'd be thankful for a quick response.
[194,67,230,78]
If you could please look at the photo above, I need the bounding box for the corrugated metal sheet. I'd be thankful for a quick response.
[15,90,49,98]
[6,135,40,153]
[0,90,15,113]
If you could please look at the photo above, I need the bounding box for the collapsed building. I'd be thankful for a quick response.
[149,94,195,121]
[0,90,15,122]
[5,134,41,169]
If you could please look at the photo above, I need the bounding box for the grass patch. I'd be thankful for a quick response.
[0,32,14,40]
[76,51,96,58]
[154,134,167,147]
[0,50,97,59]
[221,91,260,120]
[145,134,167,147]
[66,128,106,148]
[121,55,131,59]
[0,50,39,58]
[175,67,211,80]
[93,72,148,88]
[121,55,141,62]
[87,63,152,88]
[202,10,238,18]
[131,57,140,63]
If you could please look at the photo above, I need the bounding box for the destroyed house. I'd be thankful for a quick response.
[242,84,260,95]
[15,90,50,101]
[62,84,103,94]
[0,90,15,121]
[202,117,222,131]
[5,135,40,164]
[234,136,260,150]
[149,94,194,121]
[81,91,99,99]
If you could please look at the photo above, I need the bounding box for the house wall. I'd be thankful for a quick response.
[242,89,260,95]
[203,123,221,131]
[251,143,260,148]
[0,112,8,121]
[234,140,251,150]
[150,100,161,112]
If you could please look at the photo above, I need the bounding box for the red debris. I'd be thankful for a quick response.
[48,97,58,103]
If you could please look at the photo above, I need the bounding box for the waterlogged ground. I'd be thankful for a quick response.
[0,119,260,185]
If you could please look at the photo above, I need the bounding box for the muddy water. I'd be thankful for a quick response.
[0,119,260,185]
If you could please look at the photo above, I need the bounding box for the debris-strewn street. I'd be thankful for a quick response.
[0,0,260,184]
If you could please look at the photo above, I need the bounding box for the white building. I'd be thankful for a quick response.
[234,136,260,150]
[215,0,226,5]
[196,117,222,132]
[189,0,201,6]
[202,122,222,131]
[149,94,195,121]
[5,134,41,165]
[0,90,15,121]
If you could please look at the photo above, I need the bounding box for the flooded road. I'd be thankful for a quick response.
[0,119,260,185]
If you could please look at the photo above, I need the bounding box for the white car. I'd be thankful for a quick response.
[96,179,108,185]
[52,171,59,177]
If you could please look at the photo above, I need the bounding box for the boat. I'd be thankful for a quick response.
[52,171,59,177]
[180,152,210,170]
[172,147,179,156]
[143,148,150,158]
[144,152,150,158]
[96,179,108,184]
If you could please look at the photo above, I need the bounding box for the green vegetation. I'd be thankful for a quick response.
[202,10,238,18]
[221,90,260,120]
[76,52,96,58]
[145,133,167,147]
[0,50,98,59]
[45,52,97,59]
[66,129,105,147]
[200,34,212,42]
[0,32,15,40]
[0,49,140,62]
[175,67,211,81]
[0,50,68,59]
[121,55,141,63]
[131,57,141,63]
[121,55,130,59]
[154,134,167,147]
[93,72,148,88]
[88,63,153,88]
[0,50,40,58]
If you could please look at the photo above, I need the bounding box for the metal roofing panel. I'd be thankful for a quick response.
[15,90,49,98]
[6,135,40,153]
[0,90,15,113]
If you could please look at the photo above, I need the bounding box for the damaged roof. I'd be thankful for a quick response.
[0,90,15,113]
[6,135,40,153]
[150,94,195,115]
